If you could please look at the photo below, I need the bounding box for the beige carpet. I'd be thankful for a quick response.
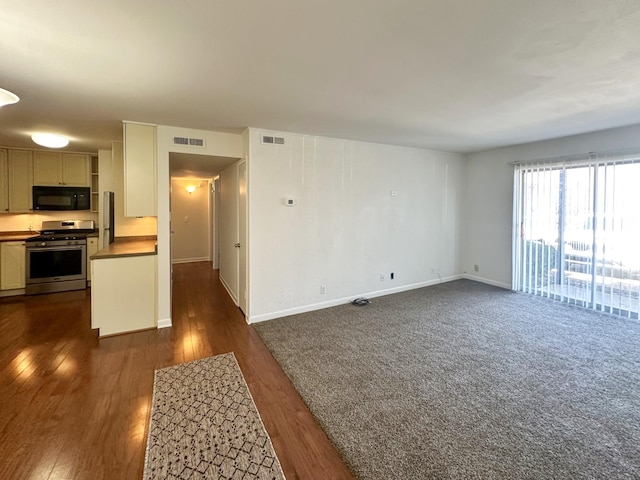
[143,352,286,480]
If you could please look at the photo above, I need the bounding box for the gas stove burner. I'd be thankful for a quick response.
[25,220,96,247]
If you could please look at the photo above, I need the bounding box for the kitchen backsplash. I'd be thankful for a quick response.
[0,212,99,232]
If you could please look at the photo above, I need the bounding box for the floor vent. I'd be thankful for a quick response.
[173,136,206,148]
[261,135,286,145]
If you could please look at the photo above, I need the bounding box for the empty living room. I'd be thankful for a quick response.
[2,1,640,479]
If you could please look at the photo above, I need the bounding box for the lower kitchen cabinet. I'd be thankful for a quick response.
[1,241,26,291]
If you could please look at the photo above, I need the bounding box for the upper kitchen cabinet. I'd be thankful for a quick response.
[123,122,157,217]
[33,151,90,186]
[8,150,33,213]
[0,149,7,212]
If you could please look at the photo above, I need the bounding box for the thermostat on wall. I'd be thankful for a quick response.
[284,197,295,206]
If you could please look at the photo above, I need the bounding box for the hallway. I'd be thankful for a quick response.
[0,262,352,479]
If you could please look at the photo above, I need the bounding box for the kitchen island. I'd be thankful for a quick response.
[90,237,157,337]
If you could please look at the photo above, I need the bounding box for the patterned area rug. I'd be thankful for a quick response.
[143,352,286,480]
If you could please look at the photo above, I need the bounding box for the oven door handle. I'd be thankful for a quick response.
[27,244,86,251]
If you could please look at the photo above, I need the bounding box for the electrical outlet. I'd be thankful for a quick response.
[380,273,385,282]
[320,285,327,295]
[474,264,480,272]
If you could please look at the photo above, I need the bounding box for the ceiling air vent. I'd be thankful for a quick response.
[261,135,286,145]
[173,136,206,148]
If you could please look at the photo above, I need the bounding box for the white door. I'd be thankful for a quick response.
[238,161,247,315]
[219,163,239,304]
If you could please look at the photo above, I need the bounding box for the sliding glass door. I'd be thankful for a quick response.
[513,154,640,319]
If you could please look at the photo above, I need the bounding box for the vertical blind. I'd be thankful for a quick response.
[513,151,640,319]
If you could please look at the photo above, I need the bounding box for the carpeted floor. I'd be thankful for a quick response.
[143,352,286,480]
[254,280,640,479]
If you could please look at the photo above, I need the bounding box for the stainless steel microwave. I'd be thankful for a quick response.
[32,186,91,211]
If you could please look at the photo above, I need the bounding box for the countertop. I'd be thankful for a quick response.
[0,231,37,242]
[91,237,157,260]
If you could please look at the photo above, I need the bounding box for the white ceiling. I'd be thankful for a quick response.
[2,0,640,154]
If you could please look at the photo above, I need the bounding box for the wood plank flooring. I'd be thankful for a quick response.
[0,262,353,480]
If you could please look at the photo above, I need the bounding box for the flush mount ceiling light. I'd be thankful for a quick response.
[31,133,69,148]
[0,88,20,107]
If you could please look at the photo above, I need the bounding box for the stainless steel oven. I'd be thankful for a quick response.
[25,240,86,294]
[25,220,94,295]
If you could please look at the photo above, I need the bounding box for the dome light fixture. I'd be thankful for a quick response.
[31,133,70,149]
[0,88,20,107]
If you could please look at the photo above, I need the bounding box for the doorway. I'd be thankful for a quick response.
[514,156,640,318]
[168,153,246,314]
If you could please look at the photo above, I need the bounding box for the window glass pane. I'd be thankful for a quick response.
[514,159,640,319]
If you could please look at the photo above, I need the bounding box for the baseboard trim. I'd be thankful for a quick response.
[171,257,210,264]
[0,288,25,298]
[219,275,239,306]
[463,274,511,290]
[157,318,172,329]
[249,274,464,324]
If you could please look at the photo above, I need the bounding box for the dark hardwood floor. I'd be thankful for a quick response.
[0,262,353,480]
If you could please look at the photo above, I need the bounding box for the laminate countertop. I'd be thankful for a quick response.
[91,238,157,260]
[0,232,37,242]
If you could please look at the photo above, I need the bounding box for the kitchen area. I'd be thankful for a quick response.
[0,122,159,337]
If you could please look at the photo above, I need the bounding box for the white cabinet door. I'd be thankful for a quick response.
[123,122,156,217]
[62,153,90,186]
[33,152,90,186]
[8,150,33,213]
[0,149,8,213]
[33,151,63,185]
[1,241,26,290]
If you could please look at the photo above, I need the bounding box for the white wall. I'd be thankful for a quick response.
[464,123,640,288]
[213,177,221,269]
[170,178,210,263]
[248,129,465,322]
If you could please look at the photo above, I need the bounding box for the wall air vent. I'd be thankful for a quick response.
[173,136,206,148]
[261,135,286,145]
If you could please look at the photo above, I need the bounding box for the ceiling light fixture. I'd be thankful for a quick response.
[0,88,20,107]
[31,133,69,149]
